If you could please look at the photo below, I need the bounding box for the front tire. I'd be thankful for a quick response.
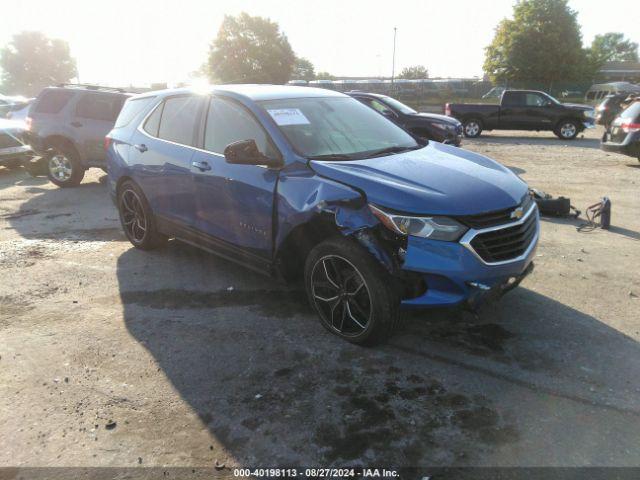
[463,118,483,138]
[555,120,579,140]
[304,236,399,345]
[47,145,85,187]
[117,180,167,250]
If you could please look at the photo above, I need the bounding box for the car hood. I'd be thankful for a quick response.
[310,142,528,216]
[561,103,593,111]
[410,112,460,125]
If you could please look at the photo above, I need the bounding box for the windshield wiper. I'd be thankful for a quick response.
[361,145,421,159]
[307,153,358,161]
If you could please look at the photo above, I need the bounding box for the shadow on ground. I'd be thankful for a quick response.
[115,242,640,465]
[3,170,122,242]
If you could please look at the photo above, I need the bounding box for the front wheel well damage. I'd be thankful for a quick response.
[276,213,426,300]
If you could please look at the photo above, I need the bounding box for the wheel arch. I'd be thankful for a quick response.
[43,135,80,159]
[275,214,342,282]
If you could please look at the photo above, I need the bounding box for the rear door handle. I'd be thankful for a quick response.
[192,160,211,172]
[71,121,82,128]
[134,144,147,153]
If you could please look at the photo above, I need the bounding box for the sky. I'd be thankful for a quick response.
[1,0,638,87]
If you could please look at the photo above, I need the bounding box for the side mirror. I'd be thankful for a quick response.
[223,139,281,167]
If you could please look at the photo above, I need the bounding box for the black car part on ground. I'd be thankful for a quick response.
[529,188,580,218]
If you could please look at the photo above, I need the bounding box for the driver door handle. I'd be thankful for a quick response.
[192,160,211,172]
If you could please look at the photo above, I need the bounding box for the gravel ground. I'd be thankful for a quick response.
[0,127,639,469]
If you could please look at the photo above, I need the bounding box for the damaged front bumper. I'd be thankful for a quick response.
[398,233,537,309]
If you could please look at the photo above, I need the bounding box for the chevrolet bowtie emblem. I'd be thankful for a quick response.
[510,207,524,220]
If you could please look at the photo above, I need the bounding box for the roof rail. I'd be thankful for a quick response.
[56,83,128,93]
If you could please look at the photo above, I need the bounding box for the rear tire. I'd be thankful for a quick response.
[46,145,85,187]
[463,118,483,138]
[554,120,579,140]
[117,180,167,250]
[304,236,399,346]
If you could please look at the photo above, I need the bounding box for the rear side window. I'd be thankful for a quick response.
[76,94,125,122]
[115,97,156,128]
[502,93,525,107]
[33,90,74,114]
[157,96,201,146]
[204,97,275,157]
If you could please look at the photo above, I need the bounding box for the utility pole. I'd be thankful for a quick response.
[391,27,397,83]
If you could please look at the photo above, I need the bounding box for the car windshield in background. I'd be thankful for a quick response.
[259,97,419,160]
[380,95,417,114]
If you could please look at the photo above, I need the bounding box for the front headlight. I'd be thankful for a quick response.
[584,109,595,119]
[369,204,467,241]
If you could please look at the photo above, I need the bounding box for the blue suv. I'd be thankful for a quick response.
[106,85,538,345]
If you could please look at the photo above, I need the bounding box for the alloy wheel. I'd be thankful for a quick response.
[48,154,73,182]
[465,121,480,137]
[120,189,148,243]
[310,255,372,337]
[560,122,577,139]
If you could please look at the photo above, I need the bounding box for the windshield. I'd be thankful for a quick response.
[380,96,417,114]
[259,97,419,160]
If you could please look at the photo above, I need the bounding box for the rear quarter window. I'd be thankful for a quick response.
[75,94,125,122]
[114,97,156,128]
[33,90,75,114]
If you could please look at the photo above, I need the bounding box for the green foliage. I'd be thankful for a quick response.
[292,57,315,81]
[399,65,429,79]
[315,71,335,80]
[1,31,77,96]
[483,0,588,85]
[206,12,295,84]
[588,32,639,65]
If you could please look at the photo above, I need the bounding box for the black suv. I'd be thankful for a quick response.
[27,84,130,187]
[348,91,463,146]
[601,101,640,162]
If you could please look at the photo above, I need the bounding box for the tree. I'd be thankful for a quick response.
[292,57,315,81]
[206,13,295,84]
[588,32,639,66]
[1,31,77,96]
[399,65,429,79]
[315,71,335,80]
[483,0,588,85]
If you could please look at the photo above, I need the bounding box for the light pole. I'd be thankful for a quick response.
[391,27,397,83]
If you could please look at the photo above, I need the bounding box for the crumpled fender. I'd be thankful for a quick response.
[275,167,395,272]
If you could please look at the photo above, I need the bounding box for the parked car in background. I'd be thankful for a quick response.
[585,82,640,103]
[27,84,130,187]
[446,90,595,140]
[107,85,538,345]
[348,91,463,146]
[6,100,33,122]
[0,95,32,118]
[0,118,32,169]
[595,93,639,128]
[601,100,640,162]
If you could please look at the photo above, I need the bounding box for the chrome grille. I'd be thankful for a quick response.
[468,207,538,263]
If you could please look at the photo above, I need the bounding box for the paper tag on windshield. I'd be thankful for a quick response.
[268,108,310,126]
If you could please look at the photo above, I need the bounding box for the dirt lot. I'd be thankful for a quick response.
[1,127,639,469]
